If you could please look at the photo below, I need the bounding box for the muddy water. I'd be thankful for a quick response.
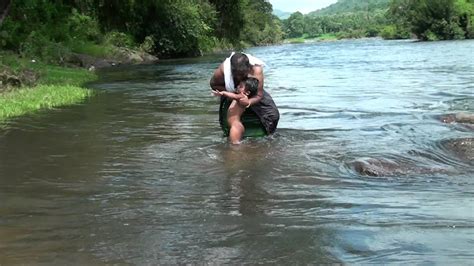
[1,39,473,264]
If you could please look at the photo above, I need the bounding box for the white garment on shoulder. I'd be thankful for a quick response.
[223,52,235,92]
[223,52,265,92]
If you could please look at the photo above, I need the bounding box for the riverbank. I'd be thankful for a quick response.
[0,52,96,121]
[284,34,342,44]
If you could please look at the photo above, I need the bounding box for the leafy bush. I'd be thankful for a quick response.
[139,36,155,54]
[467,15,474,38]
[448,22,467,39]
[424,30,439,41]
[104,31,136,48]
[388,0,473,41]
[19,31,69,64]
[366,26,380,37]
[67,9,101,42]
[381,24,411,39]
[381,25,397,39]
[286,37,305,43]
[0,30,8,47]
[68,41,113,58]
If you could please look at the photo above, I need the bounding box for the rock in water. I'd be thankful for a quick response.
[441,138,474,165]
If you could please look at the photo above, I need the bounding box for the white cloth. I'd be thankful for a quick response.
[223,52,265,92]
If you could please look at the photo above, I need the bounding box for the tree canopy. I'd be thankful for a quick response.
[1,0,473,63]
[387,0,474,40]
[0,0,282,61]
[280,0,473,41]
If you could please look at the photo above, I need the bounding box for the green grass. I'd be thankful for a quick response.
[284,34,339,44]
[285,37,306,44]
[69,41,115,58]
[316,33,338,41]
[1,52,97,121]
[1,51,96,84]
[0,85,94,120]
[37,65,96,85]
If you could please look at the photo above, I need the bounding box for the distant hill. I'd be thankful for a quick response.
[308,0,391,16]
[273,9,292,19]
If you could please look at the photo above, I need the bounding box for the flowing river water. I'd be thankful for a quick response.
[1,39,473,264]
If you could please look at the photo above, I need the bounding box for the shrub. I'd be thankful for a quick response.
[139,36,155,54]
[104,31,136,48]
[19,31,70,64]
[467,15,474,38]
[67,9,101,42]
[424,30,439,41]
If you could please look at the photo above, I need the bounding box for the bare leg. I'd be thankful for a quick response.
[227,100,246,144]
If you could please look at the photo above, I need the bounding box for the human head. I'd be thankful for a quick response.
[242,77,259,97]
[230,52,251,82]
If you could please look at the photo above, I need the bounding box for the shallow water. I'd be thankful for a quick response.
[1,39,473,264]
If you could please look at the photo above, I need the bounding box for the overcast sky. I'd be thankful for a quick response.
[269,0,338,14]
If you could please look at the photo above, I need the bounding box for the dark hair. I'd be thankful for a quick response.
[230,52,251,81]
[244,77,259,97]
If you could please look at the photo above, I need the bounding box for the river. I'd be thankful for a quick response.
[1,38,473,264]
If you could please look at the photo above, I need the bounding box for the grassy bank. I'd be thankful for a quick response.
[0,53,96,121]
[284,34,339,44]
[316,34,339,41]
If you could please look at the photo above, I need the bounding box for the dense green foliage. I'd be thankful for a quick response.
[0,0,282,61]
[309,0,391,16]
[240,0,284,46]
[283,0,390,40]
[280,0,473,41]
[1,0,472,64]
[386,0,474,40]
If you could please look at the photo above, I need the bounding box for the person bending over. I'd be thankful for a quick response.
[210,52,279,144]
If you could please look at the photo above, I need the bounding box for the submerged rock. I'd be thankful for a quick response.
[112,47,158,65]
[352,158,402,177]
[0,67,39,92]
[350,157,448,177]
[65,49,158,70]
[439,113,474,124]
[441,138,474,165]
[65,53,117,69]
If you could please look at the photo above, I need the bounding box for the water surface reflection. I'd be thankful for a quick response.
[1,39,473,264]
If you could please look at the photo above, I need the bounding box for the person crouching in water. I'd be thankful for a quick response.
[210,52,279,144]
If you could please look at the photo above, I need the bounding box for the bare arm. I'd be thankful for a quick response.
[238,65,264,107]
[212,90,246,101]
[210,63,226,92]
[221,91,245,101]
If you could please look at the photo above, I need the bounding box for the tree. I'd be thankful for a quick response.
[240,0,283,45]
[304,16,323,37]
[0,0,281,59]
[285,12,305,38]
[0,0,11,26]
[388,0,473,40]
[209,0,244,45]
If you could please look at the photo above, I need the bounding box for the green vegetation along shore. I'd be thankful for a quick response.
[281,0,473,42]
[284,34,339,44]
[0,53,95,121]
[1,0,280,121]
[1,0,472,122]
